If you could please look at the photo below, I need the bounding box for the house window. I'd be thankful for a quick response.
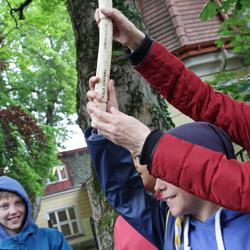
[55,164,68,181]
[48,206,82,238]
[48,164,68,183]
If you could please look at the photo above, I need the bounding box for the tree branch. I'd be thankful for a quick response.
[12,0,33,20]
[5,0,33,26]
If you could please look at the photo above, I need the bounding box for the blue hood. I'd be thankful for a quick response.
[0,176,33,239]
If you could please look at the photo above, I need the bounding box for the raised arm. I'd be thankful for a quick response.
[132,38,250,151]
[84,128,166,249]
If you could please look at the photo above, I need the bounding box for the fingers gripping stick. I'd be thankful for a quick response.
[95,0,113,112]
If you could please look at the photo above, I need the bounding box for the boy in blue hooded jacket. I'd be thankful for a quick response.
[0,176,72,250]
[85,121,250,250]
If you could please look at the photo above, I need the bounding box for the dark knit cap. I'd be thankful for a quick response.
[167,122,235,159]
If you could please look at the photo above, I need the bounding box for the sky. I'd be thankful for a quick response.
[58,124,87,152]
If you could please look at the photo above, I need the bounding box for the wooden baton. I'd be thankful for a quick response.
[95,0,113,111]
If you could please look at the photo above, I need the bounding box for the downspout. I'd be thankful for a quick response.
[220,46,228,72]
[215,0,229,72]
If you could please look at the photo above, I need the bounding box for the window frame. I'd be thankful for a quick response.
[47,205,83,238]
[47,163,69,184]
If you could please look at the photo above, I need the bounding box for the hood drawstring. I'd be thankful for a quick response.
[180,209,225,250]
[183,216,190,250]
[215,208,225,250]
[174,216,191,250]
[174,217,183,250]
[174,216,190,250]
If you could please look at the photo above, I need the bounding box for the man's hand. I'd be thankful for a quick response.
[95,8,145,51]
[87,102,150,154]
[87,75,150,154]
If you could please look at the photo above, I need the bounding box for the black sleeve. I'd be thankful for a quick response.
[140,129,164,173]
[128,35,153,65]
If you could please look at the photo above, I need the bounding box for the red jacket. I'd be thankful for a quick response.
[134,40,250,212]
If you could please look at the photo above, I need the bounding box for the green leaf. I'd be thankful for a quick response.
[200,2,219,21]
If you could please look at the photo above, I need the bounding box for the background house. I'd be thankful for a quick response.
[36,147,96,250]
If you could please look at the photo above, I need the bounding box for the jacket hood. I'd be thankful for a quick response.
[0,176,33,239]
[167,121,235,159]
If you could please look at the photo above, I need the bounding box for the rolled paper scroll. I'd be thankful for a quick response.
[95,0,113,111]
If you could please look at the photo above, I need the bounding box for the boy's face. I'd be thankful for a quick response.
[154,178,206,219]
[0,193,26,235]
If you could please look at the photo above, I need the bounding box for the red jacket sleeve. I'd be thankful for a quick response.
[134,41,250,212]
[152,133,250,212]
[134,41,250,152]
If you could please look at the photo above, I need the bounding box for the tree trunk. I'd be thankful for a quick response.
[67,1,174,249]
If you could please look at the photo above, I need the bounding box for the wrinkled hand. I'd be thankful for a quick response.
[95,8,145,51]
[87,102,151,154]
[87,75,150,154]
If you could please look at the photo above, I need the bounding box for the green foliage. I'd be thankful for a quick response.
[200,2,218,21]
[200,0,250,65]
[209,71,250,102]
[0,0,74,204]
[0,106,59,201]
[0,0,77,127]
[150,95,175,130]
[199,0,250,101]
